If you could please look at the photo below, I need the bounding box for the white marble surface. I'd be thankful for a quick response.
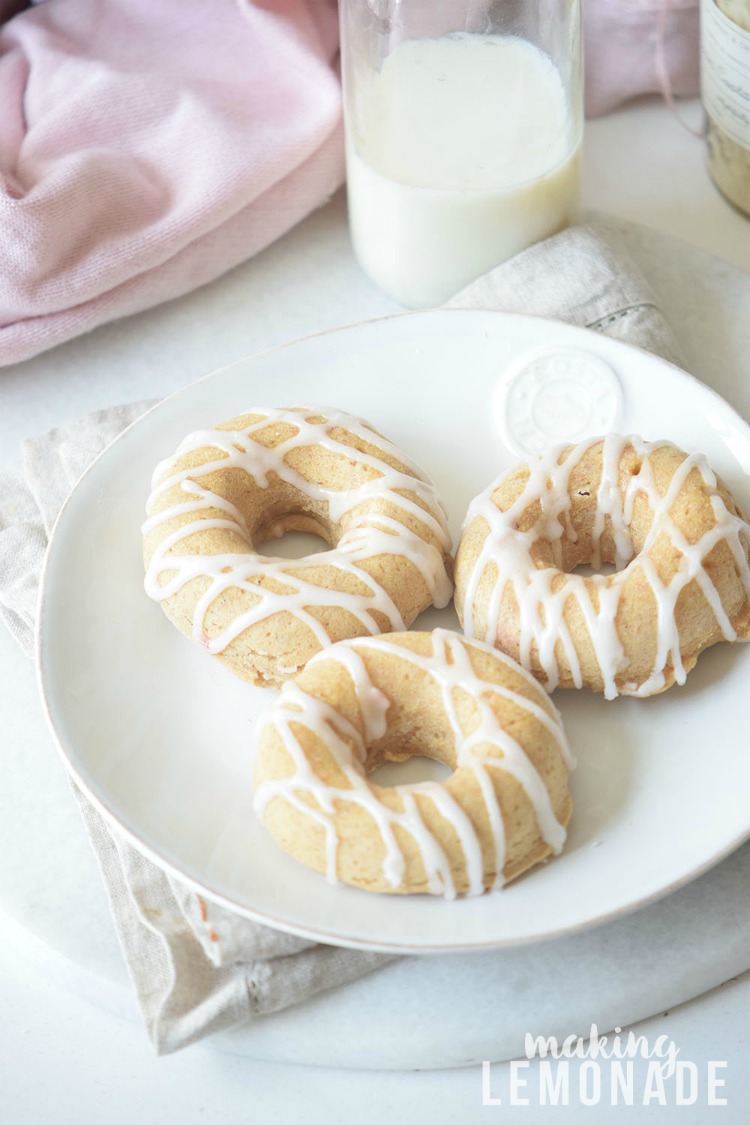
[2,96,750,1121]
[3,935,748,1124]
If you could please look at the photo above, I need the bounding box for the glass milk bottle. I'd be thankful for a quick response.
[340,0,583,307]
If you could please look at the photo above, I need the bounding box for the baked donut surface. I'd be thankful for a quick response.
[253,629,573,897]
[455,435,750,698]
[143,407,453,686]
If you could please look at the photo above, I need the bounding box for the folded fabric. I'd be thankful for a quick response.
[583,0,699,117]
[0,0,343,367]
[0,223,684,1054]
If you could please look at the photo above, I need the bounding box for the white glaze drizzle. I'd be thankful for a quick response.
[461,435,750,699]
[253,629,572,898]
[143,408,453,656]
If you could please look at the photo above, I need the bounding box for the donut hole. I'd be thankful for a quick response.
[364,718,458,779]
[529,481,657,578]
[255,530,330,560]
[571,560,621,577]
[369,756,453,787]
[253,510,334,559]
[556,448,658,574]
[532,528,638,577]
[192,465,341,554]
[361,675,472,784]
[558,535,636,577]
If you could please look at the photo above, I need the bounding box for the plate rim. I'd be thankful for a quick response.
[35,306,750,953]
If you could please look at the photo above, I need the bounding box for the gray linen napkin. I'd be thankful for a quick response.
[0,223,682,1054]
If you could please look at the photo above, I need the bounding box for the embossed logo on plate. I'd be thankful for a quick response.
[499,347,624,456]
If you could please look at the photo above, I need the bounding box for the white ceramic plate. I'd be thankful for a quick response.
[38,309,750,953]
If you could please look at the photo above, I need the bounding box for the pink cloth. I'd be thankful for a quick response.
[0,0,343,367]
[584,0,700,117]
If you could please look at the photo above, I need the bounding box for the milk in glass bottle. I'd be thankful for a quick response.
[340,0,583,307]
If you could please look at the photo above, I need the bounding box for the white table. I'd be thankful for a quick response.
[2,97,750,1123]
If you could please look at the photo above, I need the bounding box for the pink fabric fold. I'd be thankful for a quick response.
[0,0,343,366]
[584,0,699,118]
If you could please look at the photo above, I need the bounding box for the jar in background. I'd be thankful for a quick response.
[701,0,750,217]
[339,0,583,308]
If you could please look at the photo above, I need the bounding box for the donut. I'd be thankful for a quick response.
[455,435,750,699]
[143,407,453,687]
[253,629,573,897]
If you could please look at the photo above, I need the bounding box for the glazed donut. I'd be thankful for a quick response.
[253,629,573,897]
[143,407,453,687]
[455,435,750,699]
